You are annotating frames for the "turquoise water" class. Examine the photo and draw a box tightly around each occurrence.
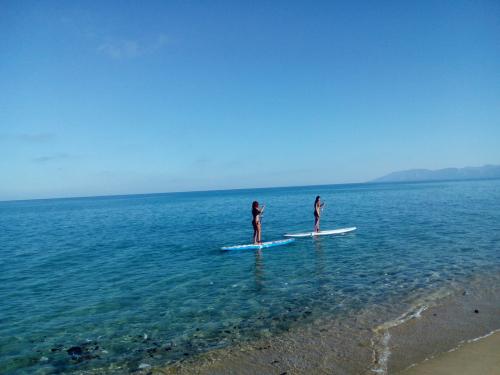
[1,180,499,373]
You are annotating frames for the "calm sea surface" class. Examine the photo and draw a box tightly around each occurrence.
[1,180,499,373]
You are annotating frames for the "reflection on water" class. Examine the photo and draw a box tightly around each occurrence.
[254,250,264,291]
[313,237,325,282]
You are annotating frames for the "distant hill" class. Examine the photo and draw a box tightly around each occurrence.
[372,165,500,183]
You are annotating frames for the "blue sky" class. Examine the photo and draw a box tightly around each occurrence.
[1,1,499,200]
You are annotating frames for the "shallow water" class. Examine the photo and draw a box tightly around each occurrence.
[0,180,499,373]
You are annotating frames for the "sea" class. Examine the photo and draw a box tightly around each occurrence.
[1,179,499,374]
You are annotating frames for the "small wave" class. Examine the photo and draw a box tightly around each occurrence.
[375,304,428,332]
[466,328,500,343]
[370,331,391,374]
[370,304,429,374]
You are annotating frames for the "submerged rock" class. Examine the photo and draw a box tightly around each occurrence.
[67,346,83,358]
[66,343,100,362]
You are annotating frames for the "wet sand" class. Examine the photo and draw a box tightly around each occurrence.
[400,331,500,375]
[154,318,374,374]
[385,277,500,373]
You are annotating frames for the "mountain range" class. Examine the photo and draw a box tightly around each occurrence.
[373,165,500,183]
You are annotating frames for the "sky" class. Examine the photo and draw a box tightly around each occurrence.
[1,0,499,200]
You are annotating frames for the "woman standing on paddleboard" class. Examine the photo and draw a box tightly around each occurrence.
[314,196,325,232]
[252,201,265,244]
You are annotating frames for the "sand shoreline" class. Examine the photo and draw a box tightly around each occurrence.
[151,274,500,374]
[400,330,500,375]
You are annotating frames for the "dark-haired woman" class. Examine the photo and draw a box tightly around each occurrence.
[314,196,325,232]
[252,201,265,244]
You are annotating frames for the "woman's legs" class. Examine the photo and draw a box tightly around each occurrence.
[314,216,320,232]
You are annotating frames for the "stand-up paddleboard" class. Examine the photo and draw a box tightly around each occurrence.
[284,227,357,238]
[221,238,295,251]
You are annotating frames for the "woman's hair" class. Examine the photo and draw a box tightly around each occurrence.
[315,196,320,203]
[252,201,259,209]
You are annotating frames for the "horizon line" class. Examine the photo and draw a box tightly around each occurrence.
[2,176,499,204]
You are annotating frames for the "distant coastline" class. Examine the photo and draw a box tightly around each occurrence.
[372,164,500,183]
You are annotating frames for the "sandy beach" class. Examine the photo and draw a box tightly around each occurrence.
[400,331,500,375]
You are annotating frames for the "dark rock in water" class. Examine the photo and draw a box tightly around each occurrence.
[474,309,479,313]
[183,352,189,356]
[280,372,288,375]
[67,346,83,357]
[462,291,467,296]
[146,348,157,355]
[164,346,172,351]
[66,344,101,362]
[433,313,437,316]
[224,330,231,334]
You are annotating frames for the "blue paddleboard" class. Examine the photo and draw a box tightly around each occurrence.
[221,238,295,251]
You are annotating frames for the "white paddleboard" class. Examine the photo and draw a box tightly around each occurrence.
[284,227,357,238]
[221,238,295,251]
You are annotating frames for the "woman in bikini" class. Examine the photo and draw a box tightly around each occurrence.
[314,195,325,232]
[252,201,265,244]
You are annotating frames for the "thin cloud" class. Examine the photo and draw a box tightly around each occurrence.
[98,39,140,59]
[193,157,211,166]
[98,34,170,59]
[0,132,55,142]
[32,153,71,163]
[17,132,55,142]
